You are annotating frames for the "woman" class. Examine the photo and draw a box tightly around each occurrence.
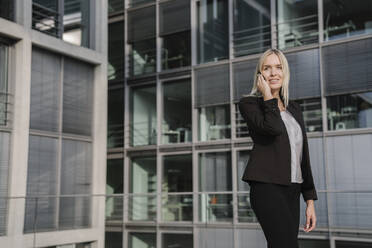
[238,48,317,248]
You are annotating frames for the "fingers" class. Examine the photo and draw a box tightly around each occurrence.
[304,214,316,232]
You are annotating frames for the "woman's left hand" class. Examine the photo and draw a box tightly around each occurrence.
[304,200,316,232]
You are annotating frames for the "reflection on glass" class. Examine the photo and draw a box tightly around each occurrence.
[0,44,8,126]
[105,231,123,248]
[162,31,191,70]
[32,0,59,37]
[130,39,156,77]
[162,80,191,144]
[237,150,250,192]
[199,152,232,192]
[108,21,124,83]
[299,239,330,248]
[324,0,372,41]
[105,196,123,222]
[199,105,231,141]
[197,0,229,63]
[130,157,156,194]
[63,0,90,47]
[237,194,257,223]
[294,98,322,132]
[108,0,124,15]
[199,194,233,222]
[276,0,318,50]
[106,159,123,194]
[129,232,156,248]
[235,104,249,138]
[162,233,193,248]
[129,0,155,8]
[108,87,124,148]
[130,85,157,146]
[233,0,271,56]
[327,93,372,130]
[163,154,192,192]
[162,194,193,222]
[129,195,157,221]
[336,240,372,248]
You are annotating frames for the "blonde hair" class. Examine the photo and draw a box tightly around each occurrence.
[246,48,290,108]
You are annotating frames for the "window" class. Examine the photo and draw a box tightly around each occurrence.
[160,0,191,70]
[105,231,123,248]
[0,0,14,21]
[324,0,372,41]
[108,0,124,15]
[128,233,156,248]
[162,79,191,144]
[162,233,193,248]
[276,0,318,50]
[0,42,9,126]
[198,228,233,247]
[162,154,193,221]
[129,156,157,221]
[0,132,10,235]
[199,152,233,222]
[32,0,92,48]
[25,48,94,232]
[336,240,372,248]
[199,105,231,141]
[108,21,125,83]
[233,0,271,57]
[298,239,330,248]
[294,98,322,132]
[108,86,124,148]
[197,0,229,63]
[130,85,157,146]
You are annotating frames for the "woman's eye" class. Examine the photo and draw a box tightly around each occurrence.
[263,67,269,71]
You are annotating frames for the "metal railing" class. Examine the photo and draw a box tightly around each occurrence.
[32,2,60,37]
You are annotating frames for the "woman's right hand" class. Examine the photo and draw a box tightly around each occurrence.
[257,73,272,98]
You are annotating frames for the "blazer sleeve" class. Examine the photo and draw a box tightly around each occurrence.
[238,97,285,136]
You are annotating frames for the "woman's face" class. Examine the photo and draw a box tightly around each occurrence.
[261,53,283,91]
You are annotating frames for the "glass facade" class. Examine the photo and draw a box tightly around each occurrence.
[0,43,8,126]
[0,0,14,21]
[106,1,372,247]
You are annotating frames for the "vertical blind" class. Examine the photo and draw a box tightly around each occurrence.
[0,132,10,235]
[159,0,190,36]
[285,48,321,100]
[323,38,372,96]
[30,48,61,132]
[195,64,230,107]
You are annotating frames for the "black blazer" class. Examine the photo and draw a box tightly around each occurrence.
[238,96,318,201]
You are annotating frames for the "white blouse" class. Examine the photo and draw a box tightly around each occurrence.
[280,109,304,183]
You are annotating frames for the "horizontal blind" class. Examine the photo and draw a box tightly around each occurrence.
[0,132,9,235]
[159,0,190,36]
[127,6,156,43]
[233,58,259,101]
[195,64,230,107]
[323,38,372,96]
[24,135,58,232]
[285,48,321,100]
[62,56,93,136]
[30,48,61,132]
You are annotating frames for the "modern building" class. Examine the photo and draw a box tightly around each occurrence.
[106,0,372,248]
[0,0,107,247]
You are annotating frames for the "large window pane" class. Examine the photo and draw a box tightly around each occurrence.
[130,157,156,194]
[162,31,191,70]
[237,194,257,223]
[128,6,156,42]
[236,229,266,248]
[108,21,125,83]
[298,239,330,248]
[336,240,372,248]
[199,152,232,192]
[105,231,123,248]
[0,43,8,126]
[0,0,14,21]
[276,0,318,50]
[237,150,250,192]
[59,139,92,229]
[163,154,192,192]
[233,0,271,57]
[108,86,124,148]
[130,85,157,146]
[198,228,233,247]
[108,0,124,15]
[162,80,191,144]
[326,134,372,191]
[63,0,91,47]
[0,132,10,235]
[30,48,61,132]
[324,0,372,41]
[199,105,231,141]
[106,159,123,194]
[162,194,193,222]
[128,233,156,248]
[130,39,156,77]
[32,0,59,37]
[162,233,193,248]
[294,98,322,132]
[24,136,58,232]
[327,93,372,131]
[62,57,94,136]
[199,194,233,222]
[197,0,229,63]
[129,195,156,221]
